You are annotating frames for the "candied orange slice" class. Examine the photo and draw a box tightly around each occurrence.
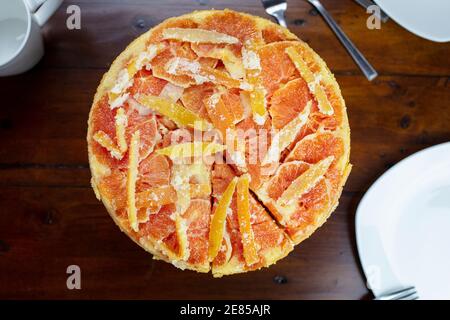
[285,46,334,116]
[208,177,238,261]
[159,82,184,102]
[191,44,245,79]
[262,101,312,166]
[175,213,190,260]
[236,174,259,265]
[93,130,123,160]
[137,95,211,130]
[204,92,236,139]
[114,107,128,154]
[243,44,267,125]
[162,28,240,44]
[190,183,212,198]
[136,185,177,208]
[278,156,334,208]
[156,142,226,159]
[127,130,140,232]
[164,57,243,89]
[269,78,314,129]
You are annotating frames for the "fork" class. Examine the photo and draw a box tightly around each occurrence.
[375,286,419,300]
[307,0,378,81]
[261,0,288,27]
[262,0,378,81]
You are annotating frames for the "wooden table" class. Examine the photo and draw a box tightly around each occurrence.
[1,0,449,300]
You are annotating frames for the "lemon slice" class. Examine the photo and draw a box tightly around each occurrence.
[137,95,212,131]
[208,177,238,261]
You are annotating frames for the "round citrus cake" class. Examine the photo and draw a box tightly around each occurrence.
[87,9,351,277]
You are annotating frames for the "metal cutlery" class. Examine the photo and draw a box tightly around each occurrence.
[376,286,419,300]
[306,0,378,81]
[261,0,378,81]
[261,0,288,27]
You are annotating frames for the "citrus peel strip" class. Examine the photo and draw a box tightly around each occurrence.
[285,46,334,116]
[127,130,140,232]
[137,94,211,130]
[237,174,259,265]
[208,177,238,261]
[163,28,240,44]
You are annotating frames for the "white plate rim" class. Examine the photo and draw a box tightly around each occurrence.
[355,142,450,298]
[373,0,450,43]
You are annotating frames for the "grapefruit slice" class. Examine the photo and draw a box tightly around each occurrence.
[286,131,345,168]
[278,156,334,208]
[204,92,236,139]
[162,28,239,44]
[262,101,312,166]
[191,43,245,79]
[138,153,171,187]
[269,78,315,129]
[180,83,214,121]
[136,185,177,208]
[181,199,211,270]
[128,69,168,97]
[93,130,123,160]
[258,41,299,97]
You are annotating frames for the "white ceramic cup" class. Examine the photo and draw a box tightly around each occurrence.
[0,0,63,76]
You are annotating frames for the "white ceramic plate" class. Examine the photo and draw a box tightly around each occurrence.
[374,0,450,42]
[356,142,450,299]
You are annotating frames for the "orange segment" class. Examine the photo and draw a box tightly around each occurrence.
[278,156,334,208]
[258,42,299,97]
[286,131,345,166]
[162,28,240,44]
[180,83,214,121]
[182,199,211,267]
[164,57,242,88]
[136,185,177,208]
[128,69,167,97]
[285,46,334,116]
[265,161,310,201]
[93,130,123,160]
[191,43,245,79]
[127,130,140,232]
[208,177,238,261]
[262,101,312,166]
[138,154,170,187]
[269,78,314,129]
[137,95,212,131]
[156,142,226,159]
[204,92,236,139]
[236,174,259,265]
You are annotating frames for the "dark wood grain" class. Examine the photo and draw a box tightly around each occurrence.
[0,0,449,300]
